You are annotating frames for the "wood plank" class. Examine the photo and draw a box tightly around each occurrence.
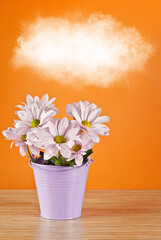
[0,190,161,240]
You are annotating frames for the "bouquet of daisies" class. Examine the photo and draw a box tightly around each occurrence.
[2,94,110,166]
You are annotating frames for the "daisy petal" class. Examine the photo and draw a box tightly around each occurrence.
[26,95,34,105]
[2,127,20,140]
[15,122,31,133]
[40,94,49,105]
[16,105,25,110]
[19,144,27,156]
[83,101,90,109]
[65,128,79,141]
[58,117,69,136]
[88,128,100,143]
[66,104,73,116]
[48,121,58,136]
[15,140,23,147]
[92,124,110,135]
[47,97,56,105]
[40,110,55,123]
[44,150,53,160]
[60,144,71,158]
[92,116,110,124]
[75,154,83,166]
[34,96,40,105]
[30,146,40,156]
[72,107,82,123]
[44,144,57,160]
[84,103,97,120]
[31,103,39,119]
[17,111,31,122]
[88,108,102,123]
[49,145,58,156]
[80,101,85,120]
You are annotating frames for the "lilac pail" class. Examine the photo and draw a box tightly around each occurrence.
[29,159,92,220]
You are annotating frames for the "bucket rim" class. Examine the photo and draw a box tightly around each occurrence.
[29,158,93,172]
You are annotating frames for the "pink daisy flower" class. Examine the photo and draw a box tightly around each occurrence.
[15,94,59,134]
[36,117,80,160]
[67,133,94,166]
[66,101,110,143]
[2,127,39,156]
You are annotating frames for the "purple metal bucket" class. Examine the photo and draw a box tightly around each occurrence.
[29,159,92,220]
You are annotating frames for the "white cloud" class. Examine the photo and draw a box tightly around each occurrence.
[12,14,155,87]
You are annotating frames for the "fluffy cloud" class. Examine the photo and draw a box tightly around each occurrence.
[12,14,155,87]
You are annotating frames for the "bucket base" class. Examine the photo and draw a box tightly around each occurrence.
[40,213,81,220]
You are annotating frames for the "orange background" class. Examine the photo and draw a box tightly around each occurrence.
[0,0,161,189]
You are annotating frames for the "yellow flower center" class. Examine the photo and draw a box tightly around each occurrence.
[72,144,81,152]
[82,120,91,128]
[54,135,66,143]
[31,119,40,128]
[21,134,27,142]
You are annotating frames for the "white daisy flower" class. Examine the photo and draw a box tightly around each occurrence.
[66,101,110,143]
[2,127,39,156]
[15,94,59,134]
[35,117,80,160]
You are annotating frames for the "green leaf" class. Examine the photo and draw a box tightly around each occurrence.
[83,149,93,162]
[45,159,51,165]
[50,156,58,162]
[57,153,71,166]
[44,156,58,165]
[54,158,62,166]
[69,160,75,167]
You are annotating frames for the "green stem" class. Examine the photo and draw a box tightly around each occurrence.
[58,150,61,158]
[27,145,35,163]
[57,150,68,166]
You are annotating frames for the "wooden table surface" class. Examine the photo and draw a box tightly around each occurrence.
[0,190,161,240]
